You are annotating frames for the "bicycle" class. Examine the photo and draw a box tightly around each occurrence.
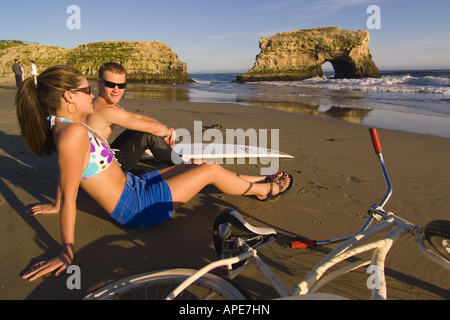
[84,128,450,300]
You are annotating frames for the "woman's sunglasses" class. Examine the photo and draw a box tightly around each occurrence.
[69,86,92,95]
[100,78,127,89]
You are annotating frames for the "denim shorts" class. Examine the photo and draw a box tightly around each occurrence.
[111,171,173,228]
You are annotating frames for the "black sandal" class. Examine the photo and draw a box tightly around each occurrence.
[261,173,294,201]
[260,171,285,184]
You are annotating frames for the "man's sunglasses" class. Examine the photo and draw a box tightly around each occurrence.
[69,86,92,95]
[100,78,127,89]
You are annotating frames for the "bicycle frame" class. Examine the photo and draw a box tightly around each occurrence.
[166,208,450,300]
[165,129,450,300]
[291,212,450,299]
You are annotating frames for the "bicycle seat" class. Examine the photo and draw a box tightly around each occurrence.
[212,208,277,261]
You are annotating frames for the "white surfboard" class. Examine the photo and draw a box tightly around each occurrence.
[142,143,294,161]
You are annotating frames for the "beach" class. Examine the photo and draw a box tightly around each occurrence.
[0,76,449,300]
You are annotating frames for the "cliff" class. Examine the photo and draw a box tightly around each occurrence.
[0,41,191,83]
[237,27,381,82]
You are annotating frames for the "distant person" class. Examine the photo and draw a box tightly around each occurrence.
[12,59,23,88]
[87,62,183,171]
[19,62,26,81]
[30,60,38,85]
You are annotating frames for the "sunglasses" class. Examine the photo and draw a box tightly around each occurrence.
[69,86,92,95]
[100,78,127,89]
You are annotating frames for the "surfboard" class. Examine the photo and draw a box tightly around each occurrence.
[141,143,294,161]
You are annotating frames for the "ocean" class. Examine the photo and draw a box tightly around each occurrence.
[125,70,450,138]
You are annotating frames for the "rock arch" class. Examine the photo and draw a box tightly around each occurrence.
[237,27,381,82]
[326,57,357,79]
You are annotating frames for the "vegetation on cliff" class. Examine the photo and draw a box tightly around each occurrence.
[0,41,191,84]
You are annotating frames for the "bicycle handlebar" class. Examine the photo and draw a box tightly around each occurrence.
[369,129,393,208]
[369,128,382,154]
[288,128,393,249]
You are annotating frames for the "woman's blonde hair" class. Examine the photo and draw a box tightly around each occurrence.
[16,65,84,157]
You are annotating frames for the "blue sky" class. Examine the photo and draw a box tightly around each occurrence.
[1,0,449,73]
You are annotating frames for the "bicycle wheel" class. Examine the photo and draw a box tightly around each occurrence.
[424,220,450,262]
[84,268,247,300]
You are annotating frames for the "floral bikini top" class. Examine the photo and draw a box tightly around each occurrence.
[48,116,116,181]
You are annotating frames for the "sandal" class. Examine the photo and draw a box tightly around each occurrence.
[260,173,294,201]
[259,171,285,184]
[236,172,285,184]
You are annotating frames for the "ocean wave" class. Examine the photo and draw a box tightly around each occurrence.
[260,75,450,95]
[192,79,213,84]
[187,72,450,120]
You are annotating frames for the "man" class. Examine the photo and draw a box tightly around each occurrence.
[86,62,183,171]
[12,59,23,88]
[30,60,38,85]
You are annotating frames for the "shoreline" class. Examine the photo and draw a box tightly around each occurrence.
[0,80,449,300]
[2,75,449,139]
[124,77,450,139]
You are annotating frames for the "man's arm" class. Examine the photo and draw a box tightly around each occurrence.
[101,106,173,140]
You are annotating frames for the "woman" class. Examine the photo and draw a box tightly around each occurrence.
[16,65,292,281]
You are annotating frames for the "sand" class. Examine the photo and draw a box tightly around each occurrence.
[0,76,449,300]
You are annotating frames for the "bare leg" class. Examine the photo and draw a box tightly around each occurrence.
[159,163,199,180]
[164,163,291,211]
[159,165,283,184]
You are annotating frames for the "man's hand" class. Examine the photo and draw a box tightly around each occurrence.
[165,128,176,147]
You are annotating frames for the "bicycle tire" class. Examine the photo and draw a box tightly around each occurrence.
[84,268,247,300]
[424,220,450,262]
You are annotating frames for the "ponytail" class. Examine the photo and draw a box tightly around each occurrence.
[15,65,84,157]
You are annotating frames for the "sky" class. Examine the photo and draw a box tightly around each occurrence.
[1,0,449,73]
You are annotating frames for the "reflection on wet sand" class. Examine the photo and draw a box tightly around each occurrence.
[123,84,190,101]
[120,83,373,125]
[239,99,372,124]
[324,106,372,124]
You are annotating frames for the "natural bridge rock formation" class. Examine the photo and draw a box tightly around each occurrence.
[0,41,191,83]
[237,27,381,82]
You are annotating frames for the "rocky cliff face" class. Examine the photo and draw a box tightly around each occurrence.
[0,41,191,83]
[237,27,381,82]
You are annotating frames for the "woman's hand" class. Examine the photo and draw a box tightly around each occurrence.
[22,250,73,282]
[26,203,60,216]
